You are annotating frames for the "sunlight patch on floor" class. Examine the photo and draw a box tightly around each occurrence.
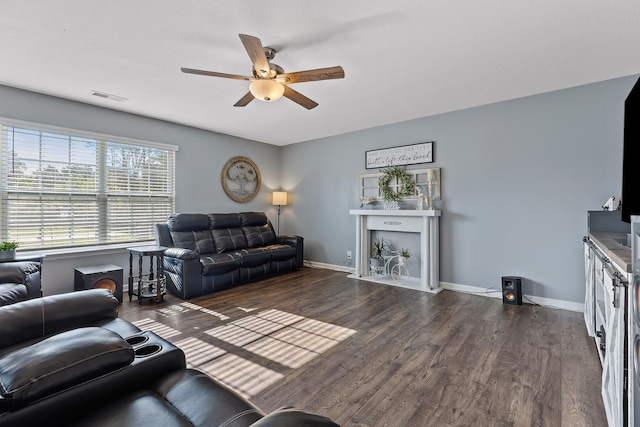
[179,301,230,320]
[132,318,181,339]
[271,327,344,354]
[231,315,287,335]
[256,309,305,325]
[244,335,318,368]
[293,318,357,341]
[172,337,226,367]
[148,308,357,398]
[199,354,284,399]
[204,309,357,369]
[205,324,264,346]
[155,304,192,317]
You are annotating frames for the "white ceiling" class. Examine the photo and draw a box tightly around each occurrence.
[1,1,639,146]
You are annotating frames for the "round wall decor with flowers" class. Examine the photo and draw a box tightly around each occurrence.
[378,166,414,202]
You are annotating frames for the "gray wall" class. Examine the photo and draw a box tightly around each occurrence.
[2,75,638,303]
[0,85,281,295]
[282,75,639,303]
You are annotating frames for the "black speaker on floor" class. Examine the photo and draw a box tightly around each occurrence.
[502,276,522,305]
[74,264,123,303]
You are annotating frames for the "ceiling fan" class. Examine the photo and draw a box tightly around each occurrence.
[181,34,345,110]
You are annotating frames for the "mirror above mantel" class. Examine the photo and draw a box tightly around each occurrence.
[359,167,441,209]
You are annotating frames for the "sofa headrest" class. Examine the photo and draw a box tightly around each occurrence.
[240,212,268,227]
[0,289,119,350]
[0,327,134,411]
[167,213,210,231]
[209,213,242,229]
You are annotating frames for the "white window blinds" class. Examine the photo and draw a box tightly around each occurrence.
[0,120,176,250]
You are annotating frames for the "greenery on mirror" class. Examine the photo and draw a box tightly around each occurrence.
[378,166,414,202]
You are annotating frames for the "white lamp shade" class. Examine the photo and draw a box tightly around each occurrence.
[250,80,285,102]
[272,191,288,206]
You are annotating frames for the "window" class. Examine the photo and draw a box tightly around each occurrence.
[0,119,176,250]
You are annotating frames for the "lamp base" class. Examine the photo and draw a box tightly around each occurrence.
[276,205,281,235]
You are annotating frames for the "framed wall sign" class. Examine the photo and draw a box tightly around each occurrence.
[365,142,434,169]
[221,156,261,203]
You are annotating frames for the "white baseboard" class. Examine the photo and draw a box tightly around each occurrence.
[305,261,584,313]
[304,260,355,274]
[439,281,584,313]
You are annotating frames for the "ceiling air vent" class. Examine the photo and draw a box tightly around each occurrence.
[90,90,128,102]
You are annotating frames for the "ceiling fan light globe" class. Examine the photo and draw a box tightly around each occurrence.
[250,80,284,102]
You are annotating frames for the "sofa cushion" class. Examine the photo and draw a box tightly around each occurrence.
[0,327,134,410]
[243,224,274,248]
[66,369,264,427]
[212,228,248,253]
[167,214,216,253]
[69,391,196,426]
[200,253,242,276]
[0,283,27,307]
[158,369,264,427]
[210,213,242,229]
[235,248,272,267]
[267,244,298,261]
[240,211,268,226]
[167,213,210,231]
[171,229,215,254]
[0,289,120,350]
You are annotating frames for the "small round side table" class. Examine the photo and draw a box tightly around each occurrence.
[127,246,166,304]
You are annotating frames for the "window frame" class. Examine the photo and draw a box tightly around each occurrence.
[0,117,178,251]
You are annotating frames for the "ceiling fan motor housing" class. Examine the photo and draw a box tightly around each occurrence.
[181,34,344,109]
[251,63,284,79]
[263,46,276,61]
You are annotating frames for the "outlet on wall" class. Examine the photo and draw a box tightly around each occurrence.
[347,251,352,259]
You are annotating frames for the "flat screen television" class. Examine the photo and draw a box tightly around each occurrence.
[622,76,640,223]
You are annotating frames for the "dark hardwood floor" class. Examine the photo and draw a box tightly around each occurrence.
[118,267,606,427]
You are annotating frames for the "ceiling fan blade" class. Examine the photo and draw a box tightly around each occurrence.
[234,92,255,107]
[181,68,250,81]
[277,66,345,84]
[239,34,271,77]
[283,86,318,110]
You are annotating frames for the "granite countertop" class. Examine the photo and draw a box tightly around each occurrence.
[588,231,632,273]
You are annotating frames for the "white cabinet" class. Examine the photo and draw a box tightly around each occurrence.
[601,264,626,426]
[584,240,596,337]
[584,237,628,427]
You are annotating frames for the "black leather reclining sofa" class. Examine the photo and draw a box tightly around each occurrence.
[0,289,338,427]
[155,212,303,299]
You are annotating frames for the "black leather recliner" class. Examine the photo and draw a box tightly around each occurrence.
[155,212,304,299]
[0,261,41,307]
[0,289,338,427]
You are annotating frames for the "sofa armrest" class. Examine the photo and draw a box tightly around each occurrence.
[164,247,200,260]
[162,251,203,299]
[0,289,119,350]
[275,235,304,268]
[275,234,302,246]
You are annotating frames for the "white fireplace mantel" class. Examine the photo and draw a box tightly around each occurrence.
[348,209,441,293]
